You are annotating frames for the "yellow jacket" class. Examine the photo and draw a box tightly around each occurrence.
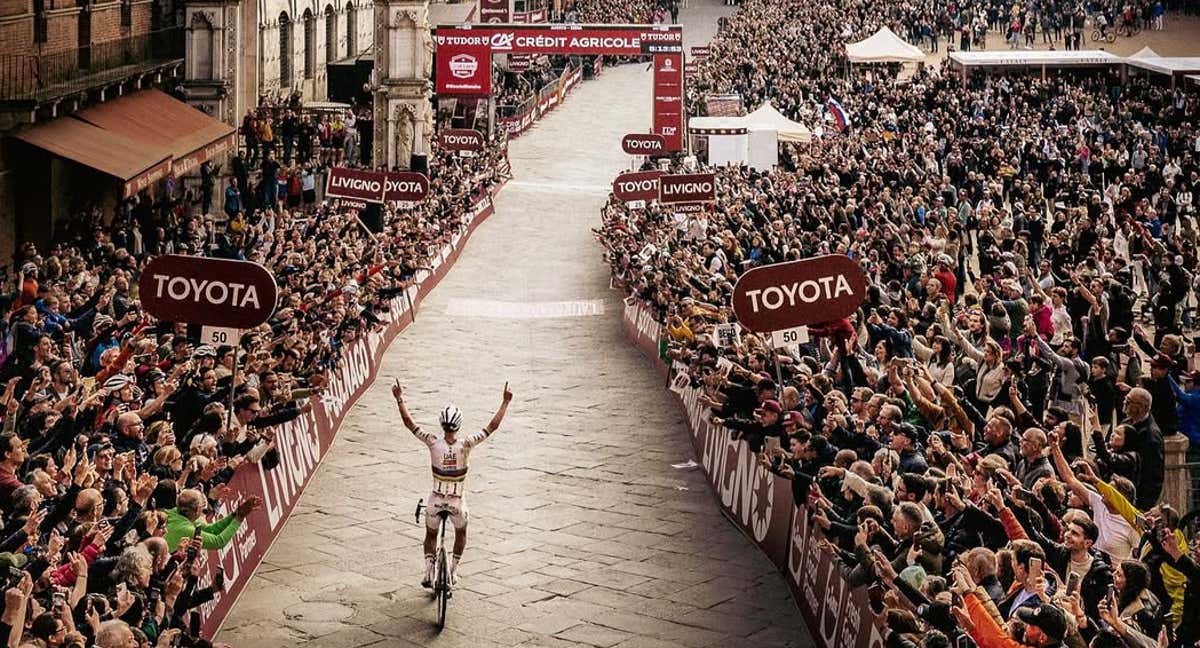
[1095,479,1187,624]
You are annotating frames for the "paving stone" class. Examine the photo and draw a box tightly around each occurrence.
[215,3,807,648]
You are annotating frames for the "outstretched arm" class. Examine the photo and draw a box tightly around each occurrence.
[484,382,514,434]
[391,379,420,433]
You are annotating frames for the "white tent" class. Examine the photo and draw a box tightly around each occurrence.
[845,26,925,63]
[744,102,812,143]
[1130,46,1161,59]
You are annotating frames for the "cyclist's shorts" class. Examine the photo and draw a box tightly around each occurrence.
[427,491,469,530]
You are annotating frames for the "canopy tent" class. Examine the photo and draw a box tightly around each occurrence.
[744,102,812,143]
[1124,56,1200,75]
[845,27,925,63]
[688,102,812,169]
[1130,46,1161,59]
[948,50,1123,69]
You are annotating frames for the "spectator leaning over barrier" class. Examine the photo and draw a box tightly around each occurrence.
[164,488,260,552]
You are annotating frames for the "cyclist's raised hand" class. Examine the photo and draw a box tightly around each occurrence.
[502,381,513,402]
[392,379,404,403]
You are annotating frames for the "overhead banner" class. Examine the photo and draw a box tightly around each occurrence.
[433,24,682,56]
[434,24,684,150]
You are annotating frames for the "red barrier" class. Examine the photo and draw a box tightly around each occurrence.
[620,298,887,648]
[195,181,506,638]
[498,66,585,137]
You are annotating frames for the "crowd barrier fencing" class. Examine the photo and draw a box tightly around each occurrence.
[195,181,505,638]
[620,297,888,648]
[497,66,585,136]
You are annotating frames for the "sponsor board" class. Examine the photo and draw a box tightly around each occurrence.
[620,299,888,648]
[324,167,430,203]
[611,170,663,203]
[439,128,485,152]
[197,181,507,638]
[433,25,682,56]
[731,256,869,332]
[479,0,509,23]
[621,133,666,155]
[435,44,492,95]
[138,256,278,328]
[658,172,715,204]
[653,53,684,151]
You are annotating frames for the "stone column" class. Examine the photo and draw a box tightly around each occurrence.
[371,0,432,169]
[181,0,253,127]
[1162,433,1191,514]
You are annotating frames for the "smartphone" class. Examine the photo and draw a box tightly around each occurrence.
[1066,571,1082,596]
[1134,513,1148,530]
[956,635,972,648]
[764,436,782,454]
[1029,557,1043,577]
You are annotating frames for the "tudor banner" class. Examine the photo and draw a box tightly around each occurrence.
[434,24,685,147]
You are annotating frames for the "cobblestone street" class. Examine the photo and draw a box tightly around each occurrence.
[217,3,811,646]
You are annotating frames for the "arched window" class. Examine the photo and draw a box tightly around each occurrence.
[278,12,292,87]
[346,2,356,55]
[189,12,214,80]
[324,5,336,63]
[303,8,315,79]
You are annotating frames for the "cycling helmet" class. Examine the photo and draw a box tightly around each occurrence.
[438,405,463,432]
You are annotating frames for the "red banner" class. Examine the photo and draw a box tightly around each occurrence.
[611,170,663,203]
[439,128,485,152]
[653,53,684,151]
[479,0,509,23]
[619,298,887,648]
[436,44,492,95]
[621,133,666,155]
[659,172,715,204]
[731,256,869,333]
[434,25,684,149]
[325,168,430,203]
[196,181,506,638]
[432,25,682,56]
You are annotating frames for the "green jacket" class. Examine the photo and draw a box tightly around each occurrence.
[163,508,242,552]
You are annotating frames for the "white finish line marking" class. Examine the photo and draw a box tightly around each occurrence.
[445,299,607,319]
[505,180,611,196]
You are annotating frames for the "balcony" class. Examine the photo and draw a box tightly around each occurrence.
[0,26,184,105]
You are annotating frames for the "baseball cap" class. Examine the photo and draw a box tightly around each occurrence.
[1016,605,1068,642]
[757,400,783,414]
[1150,353,1174,369]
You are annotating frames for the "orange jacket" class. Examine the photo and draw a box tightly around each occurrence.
[966,591,1033,648]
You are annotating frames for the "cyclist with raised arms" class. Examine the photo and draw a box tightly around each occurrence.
[392,379,513,588]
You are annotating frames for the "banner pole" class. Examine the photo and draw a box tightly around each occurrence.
[227,341,239,430]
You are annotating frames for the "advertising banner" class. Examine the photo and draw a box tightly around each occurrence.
[434,25,684,150]
[611,170,663,203]
[436,43,492,96]
[439,128,486,153]
[652,53,684,151]
[619,298,888,648]
[731,255,869,333]
[621,133,666,155]
[479,0,509,23]
[432,25,682,56]
[138,256,278,329]
[197,181,506,638]
[325,168,430,203]
[658,172,715,204]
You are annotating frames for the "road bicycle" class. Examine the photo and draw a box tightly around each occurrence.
[414,498,452,629]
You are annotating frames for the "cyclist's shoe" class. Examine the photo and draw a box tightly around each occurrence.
[421,558,435,589]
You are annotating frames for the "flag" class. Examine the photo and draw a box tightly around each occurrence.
[826,98,851,132]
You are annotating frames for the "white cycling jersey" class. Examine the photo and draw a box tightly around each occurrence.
[413,426,491,497]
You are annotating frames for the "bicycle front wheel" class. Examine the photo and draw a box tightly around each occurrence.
[436,550,448,629]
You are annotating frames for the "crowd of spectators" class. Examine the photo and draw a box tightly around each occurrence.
[0,101,511,646]
[601,0,1200,646]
